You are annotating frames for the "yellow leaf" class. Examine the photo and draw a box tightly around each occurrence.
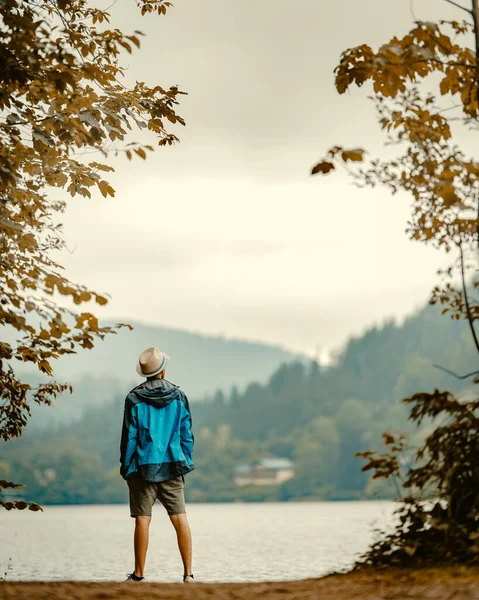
[311,161,335,175]
[341,149,365,163]
[97,180,115,198]
[38,360,53,375]
[438,184,459,207]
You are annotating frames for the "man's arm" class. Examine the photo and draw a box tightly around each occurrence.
[120,397,138,478]
[179,395,194,463]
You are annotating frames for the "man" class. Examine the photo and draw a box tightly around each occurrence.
[120,346,195,583]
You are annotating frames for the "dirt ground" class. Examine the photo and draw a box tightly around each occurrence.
[2,567,479,600]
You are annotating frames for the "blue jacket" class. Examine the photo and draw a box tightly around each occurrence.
[120,378,195,482]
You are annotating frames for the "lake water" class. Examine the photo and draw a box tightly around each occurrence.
[0,501,396,583]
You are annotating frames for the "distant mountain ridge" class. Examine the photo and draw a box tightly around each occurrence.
[42,320,308,399]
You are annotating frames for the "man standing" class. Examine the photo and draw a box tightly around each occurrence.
[120,346,195,583]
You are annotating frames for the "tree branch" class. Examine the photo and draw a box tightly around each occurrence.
[471,0,479,243]
[459,243,479,356]
[443,0,473,14]
[410,59,474,69]
[433,364,479,379]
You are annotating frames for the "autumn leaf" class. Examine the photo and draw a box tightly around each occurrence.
[341,149,365,163]
[437,183,460,207]
[97,180,116,198]
[311,161,335,175]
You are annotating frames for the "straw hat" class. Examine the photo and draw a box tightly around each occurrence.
[136,346,170,378]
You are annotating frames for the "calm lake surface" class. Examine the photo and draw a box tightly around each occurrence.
[1,501,396,583]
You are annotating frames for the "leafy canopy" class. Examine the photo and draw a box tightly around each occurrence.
[313,19,479,253]
[312,4,479,566]
[0,0,184,509]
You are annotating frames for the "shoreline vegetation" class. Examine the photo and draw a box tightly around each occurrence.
[1,497,397,507]
[2,567,479,599]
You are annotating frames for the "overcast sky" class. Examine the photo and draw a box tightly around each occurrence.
[60,0,463,359]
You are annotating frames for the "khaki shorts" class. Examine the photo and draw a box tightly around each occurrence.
[127,474,186,517]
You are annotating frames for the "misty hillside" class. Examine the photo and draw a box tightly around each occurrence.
[13,320,307,428]
[50,321,306,396]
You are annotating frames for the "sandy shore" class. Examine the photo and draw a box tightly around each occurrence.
[2,567,479,600]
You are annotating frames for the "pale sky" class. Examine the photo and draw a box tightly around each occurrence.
[60,0,462,357]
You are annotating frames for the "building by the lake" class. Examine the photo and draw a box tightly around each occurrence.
[233,457,294,486]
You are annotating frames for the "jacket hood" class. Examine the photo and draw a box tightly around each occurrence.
[131,378,182,409]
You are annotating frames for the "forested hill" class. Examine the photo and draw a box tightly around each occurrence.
[191,302,477,445]
[193,301,477,436]
[39,321,308,397]
[12,320,307,427]
[3,303,478,504]
[13,322,307,429]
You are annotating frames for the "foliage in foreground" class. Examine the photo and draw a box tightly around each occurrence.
[357,390,479,566]
[312,3,479,566]
[0,1,182,437]
[0,480,42,512]
[0,0,183,508]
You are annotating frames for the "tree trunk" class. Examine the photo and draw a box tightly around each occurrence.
[472,1,479,255]
[473,0,479,62]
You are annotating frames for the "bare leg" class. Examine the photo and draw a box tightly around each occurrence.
[169,513,193,577]
[134,516,151,577]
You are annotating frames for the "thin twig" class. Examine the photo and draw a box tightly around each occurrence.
[443,0,473,14]
[459,243,479,355]
[439,103,466,113]
[410,59,474,69]
[433,364,479,378]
